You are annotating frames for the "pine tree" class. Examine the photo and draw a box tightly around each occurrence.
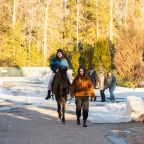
[93,38,111,71]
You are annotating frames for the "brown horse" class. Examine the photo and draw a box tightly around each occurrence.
[52,67,69,124]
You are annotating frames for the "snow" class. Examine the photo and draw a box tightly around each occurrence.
[0,76,144,123]
[88,102,131,123]
[126,96,144,121]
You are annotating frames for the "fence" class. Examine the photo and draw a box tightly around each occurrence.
[0,67,51,77]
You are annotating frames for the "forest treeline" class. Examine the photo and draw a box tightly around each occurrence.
[0,0,144,87]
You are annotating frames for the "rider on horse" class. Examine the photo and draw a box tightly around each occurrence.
[45,49,71,100]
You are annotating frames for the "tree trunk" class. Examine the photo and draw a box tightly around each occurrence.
[12,0,17,59]
[124,0,128,28]
[76,0,80,51]
[62,0,66,49]
[43,0,48,65]
[109,0,113,42]
[28,9,34,67]
[96,0,99,39]
[12,0,17,28]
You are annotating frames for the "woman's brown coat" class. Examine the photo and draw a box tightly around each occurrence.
[70,75,94,97]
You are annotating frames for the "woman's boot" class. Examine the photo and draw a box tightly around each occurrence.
[83,120,87,127]
[45,90,51,100]
[77,117,80,125]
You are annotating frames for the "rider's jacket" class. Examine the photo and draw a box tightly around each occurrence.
[50,57,69,73]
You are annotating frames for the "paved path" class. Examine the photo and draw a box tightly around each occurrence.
[0,100,144,144]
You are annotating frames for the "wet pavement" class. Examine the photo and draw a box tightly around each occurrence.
[106,126,144,144]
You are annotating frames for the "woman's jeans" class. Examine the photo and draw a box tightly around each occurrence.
[75,96,89,121]
[109,86,115,101]
[100,90,106,102]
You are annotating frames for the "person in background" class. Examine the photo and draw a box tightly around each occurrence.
[87,65,97,101]
[97,71,107,102]
[45,49,69,100]
[70,67,94,127]
[106,71,116,102]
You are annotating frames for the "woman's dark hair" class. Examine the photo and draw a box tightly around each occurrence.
[78,67,86,76]
[56,49,64,58]
[57,49,63,54]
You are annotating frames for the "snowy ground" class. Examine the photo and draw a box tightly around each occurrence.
[0,77,144,123]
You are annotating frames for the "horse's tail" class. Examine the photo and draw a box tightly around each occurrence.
[59,96,66,105]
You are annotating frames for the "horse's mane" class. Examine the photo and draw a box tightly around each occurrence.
[57,67,67,78]
[53,67,67,87]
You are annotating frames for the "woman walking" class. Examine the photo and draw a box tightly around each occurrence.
[70,67,94,127]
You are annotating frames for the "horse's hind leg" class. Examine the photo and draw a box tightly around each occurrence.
[57,102,61,120]
[62,99,66,124]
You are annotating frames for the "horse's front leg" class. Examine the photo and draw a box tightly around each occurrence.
[57,102,61,120]
[62,98,66,124]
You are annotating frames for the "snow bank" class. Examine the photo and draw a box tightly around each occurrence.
[88,96,144,123]
[126,96,144,122]
[88,102,132,123]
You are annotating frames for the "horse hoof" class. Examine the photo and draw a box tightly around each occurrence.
[57,118,61,121]
[62,121,65,125]
[83,124,87,127]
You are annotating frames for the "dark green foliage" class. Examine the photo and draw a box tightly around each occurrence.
[70,50,80,76]
[79,45,94,71]
[93,39,111,72]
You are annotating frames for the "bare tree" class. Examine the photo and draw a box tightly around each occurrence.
[12,0,17,28]
[12,0,18,59]
[96,0,99,39]
[124,0,128,28]
[43,0,49,65]
[76,0,80,51]
[109,0,113,42]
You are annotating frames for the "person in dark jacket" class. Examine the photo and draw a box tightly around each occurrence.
[87,66,98,101]
[87,66,98,88]
[106,71,116,102]
[45,49,69,100]
[70,67,94,127]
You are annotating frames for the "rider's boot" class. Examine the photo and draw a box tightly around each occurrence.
[45,90,51,100]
